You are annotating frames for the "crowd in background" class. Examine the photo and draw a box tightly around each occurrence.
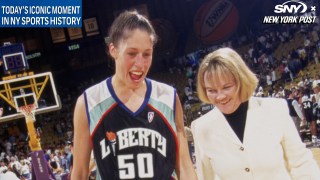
[0,22,320,179]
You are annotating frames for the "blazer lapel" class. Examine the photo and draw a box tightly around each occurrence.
[214,109,243,145]
[243,97,263,145]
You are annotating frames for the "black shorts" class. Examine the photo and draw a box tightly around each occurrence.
[305,110,315,122]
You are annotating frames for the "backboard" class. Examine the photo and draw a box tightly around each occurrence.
[0,72,61,123]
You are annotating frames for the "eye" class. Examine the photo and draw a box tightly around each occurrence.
[127,52,137,57]
[143,53,151,58]
[207,89,217,94]
[224,83,235,90]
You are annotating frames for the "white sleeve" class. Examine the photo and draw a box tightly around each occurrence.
[278,99,320,179]
[191,121,217,180]
[292,100,304,119]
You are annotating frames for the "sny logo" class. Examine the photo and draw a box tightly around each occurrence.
[274,0,307,14]
[263,0,317,24]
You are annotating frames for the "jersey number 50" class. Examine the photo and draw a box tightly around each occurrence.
[118,153,154,179]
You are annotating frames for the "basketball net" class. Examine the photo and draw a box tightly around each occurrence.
[19,104,36,122]
[19,104,42,151]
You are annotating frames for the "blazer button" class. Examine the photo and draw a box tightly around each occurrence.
[240,147,244,151]
[245,168,250,172]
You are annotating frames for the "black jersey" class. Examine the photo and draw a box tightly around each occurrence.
[301,95,314,122]
[84,77,177,180]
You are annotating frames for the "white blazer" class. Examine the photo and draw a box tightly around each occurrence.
[191,97,320,180]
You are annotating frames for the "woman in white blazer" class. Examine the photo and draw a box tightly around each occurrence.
[191,47,320,180]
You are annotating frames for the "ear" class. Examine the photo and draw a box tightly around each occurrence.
[108,43,117,59]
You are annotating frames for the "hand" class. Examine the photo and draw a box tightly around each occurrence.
[300,119,307,127]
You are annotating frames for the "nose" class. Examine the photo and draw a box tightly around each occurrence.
[134,53,145,67]
[215,91,226,101]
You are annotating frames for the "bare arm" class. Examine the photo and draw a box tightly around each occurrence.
[71,94,91,180]
[175,94,197,180]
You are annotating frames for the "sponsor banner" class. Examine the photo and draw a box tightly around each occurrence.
[31,150,51,179]
[262,0,318,24]
[200,104,214,113]
[0,0,82,27]
[193,0,239,44]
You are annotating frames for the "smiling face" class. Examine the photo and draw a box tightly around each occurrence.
[110,29,153,89]
[204,70,241,114]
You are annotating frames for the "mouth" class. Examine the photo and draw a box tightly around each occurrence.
[129,71,143,81]
[218,99,231,105]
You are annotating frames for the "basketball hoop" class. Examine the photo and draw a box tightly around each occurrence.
[20,103,42,152]
[19,104,36,121]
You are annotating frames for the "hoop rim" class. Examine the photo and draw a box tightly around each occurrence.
[18,104,37,115]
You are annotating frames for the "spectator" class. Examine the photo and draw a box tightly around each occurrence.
[0,166,20,180]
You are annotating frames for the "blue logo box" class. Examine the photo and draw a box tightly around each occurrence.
[0,0,82,27]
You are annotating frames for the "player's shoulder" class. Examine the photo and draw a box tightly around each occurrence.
[148,78,175,98]
[85,78,108,93]
[149,78,175,91]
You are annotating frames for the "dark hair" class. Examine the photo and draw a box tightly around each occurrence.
[108,10,157,48]
[304,87,311,98]
[50,161,58,169]
[284,89,292,98]
[12,164,21,178]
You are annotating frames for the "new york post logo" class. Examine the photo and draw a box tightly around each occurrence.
[263,0,317,24]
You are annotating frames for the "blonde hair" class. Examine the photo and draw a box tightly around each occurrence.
[197,47,258,103]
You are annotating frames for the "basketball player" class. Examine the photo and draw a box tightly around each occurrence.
[301,87,319,144]
[302,87,320,144]
[71,10,196,180]
[285,89,305,134]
